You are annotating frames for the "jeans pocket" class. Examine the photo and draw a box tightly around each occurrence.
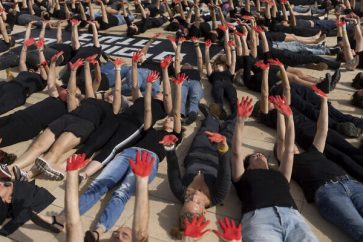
[242,210,257,223]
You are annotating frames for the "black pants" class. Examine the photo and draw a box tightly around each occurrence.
[262,108,363,181]
[211,79,238,117]
[185,115,235,171]
[0,82,26,115]
[270,83,363,129]
[269,48,341,69]
[0,50,20,70]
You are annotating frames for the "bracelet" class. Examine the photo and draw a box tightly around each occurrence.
[218,145,229,154]
[164,144,175,151]
[231,49,236,52]
[194,42,199,47]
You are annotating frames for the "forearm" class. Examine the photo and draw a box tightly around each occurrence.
[162,69,173,115]
[91,24,100,47]
[113,69,122,114]
[173,84,182,134]
[354,23,363,52]
[19,46,28,72]
[67,71,78,112]
[231,118,245,182]
[99,2,108,23]
[260,32,269,53]
[280,116,295,182]
[205,48,212,76]
[93,63,102,92]
[175,44,182,75]
[260,70,269,114]
[234,35,243,56]
[279,66,291,105]
[195,45,204,74]
[132,177,149,242]
[88,2,95,19]
[84,63,95,98]
[65,171,83,242]
[48,63,59,97]
[71,25,80,50]
[131,63,142,100]
[144,84,153,130]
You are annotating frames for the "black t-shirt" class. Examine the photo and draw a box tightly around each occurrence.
[71,98,113,126]
[182,69,201,81]
[292,145,346,203]
[49,44,74,65]
[20,97,67,129]
[14,71,46,96]
[71,46,102,62]
[234,169,297,214]
[96,14,119,30]
[135,129,182,161]
[208,70,233,83]
[135,16,167,33]
[121,97,166,125]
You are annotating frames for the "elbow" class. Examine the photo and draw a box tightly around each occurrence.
[134,229,148,242]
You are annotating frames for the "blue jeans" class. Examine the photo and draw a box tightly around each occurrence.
[79,147,159,231]
[242,206,318,242]
[315,178,363,241]
[100,63,160,97]
[181,79,203,116]
[272,41,330,55]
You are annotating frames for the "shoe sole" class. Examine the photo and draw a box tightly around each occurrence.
[0,165,11,179]
[35,158,64,181]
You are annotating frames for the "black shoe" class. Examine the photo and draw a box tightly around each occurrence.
[0,164,11,181]
[184,111,198,125]
[330,69,341,91]
[329,47,341,55]
[84,230,100,242]
[317,73,332,94]
[13,165,28,182]
[336,122,362,138]
[198,103,210,118]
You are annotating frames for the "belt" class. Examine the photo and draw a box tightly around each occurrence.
[326,175,350,184]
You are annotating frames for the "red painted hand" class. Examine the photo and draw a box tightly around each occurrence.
[38,60,48,67]
[184,215,210,239]
[269,95,292,116]
[167,35,176,43]
[35,38,45,48]
[66,153,90,171]
[85,54,98,63]
[228,40,236,47]
[51,51,64,62]
[336,20,346,26]
[173,72,188,85]
[71,18,80,26]
[237,96,254,118]
[160,55,173,69]
[178,37,186,44]
[191,36,199,43]
[129,150,155,177]
[311,85,327,98]
[213,217,242,241]
[132,50,143,62]
[242,15,254,21]
[205,131,226,143]
[69,58,84,70]
[113,57,124,67]
[255,60,269,70]
[268,58,283,66]
[253,25,264,33]
[218,24,228,32]
[146,70,160,83]
[159,134,178,146]
[24,38,35,47]
[205,39,212,48]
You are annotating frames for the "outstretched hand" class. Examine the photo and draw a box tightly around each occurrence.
[160,55,173,69]
[36,38,45,49]
[24,38,35,47]
[66,153,90,171]
[237,96,254,118]
[205,39,212,48]
[51,51,64,62]
[129,150,155,177]
[146,70,160,83]
[184,215,210,239]
[173,72,188,85]
[311,85,328,98]
[213,217,242,242]
[71,18,80,26]
[69,58,84,70]
[112,57,124,68]
[268,58,283,66]
[253,26,264,33]
[255,60,269,70]
[159,134,178,146]
[269,95,292,117]
[132,50,143,63]
[205,131,226,143]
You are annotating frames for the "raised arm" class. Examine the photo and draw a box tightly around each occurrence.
[67,59,84,112]
[144,71,160,130]
[131,51,143,101]
[256,61,269,114]
[160,55,173,115]
[47,51,64,98]
[71,19,81,50]
[172,73,188,134]
[83,58,96,99]
[112,58,124,114]
[129,150,155,242]
[65,154,89,242]
[270,96,295,182]
[191,37,204,74]
[231,97,254,182]
[19,38,34,72]
[204,39,212,76]
[312,87,328,153]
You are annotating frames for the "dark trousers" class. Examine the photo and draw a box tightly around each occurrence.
[211,79,238,117]
[0,82,26,115]
[185,115,235,168]
[270,83,363,129]
[270,48,341,69]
